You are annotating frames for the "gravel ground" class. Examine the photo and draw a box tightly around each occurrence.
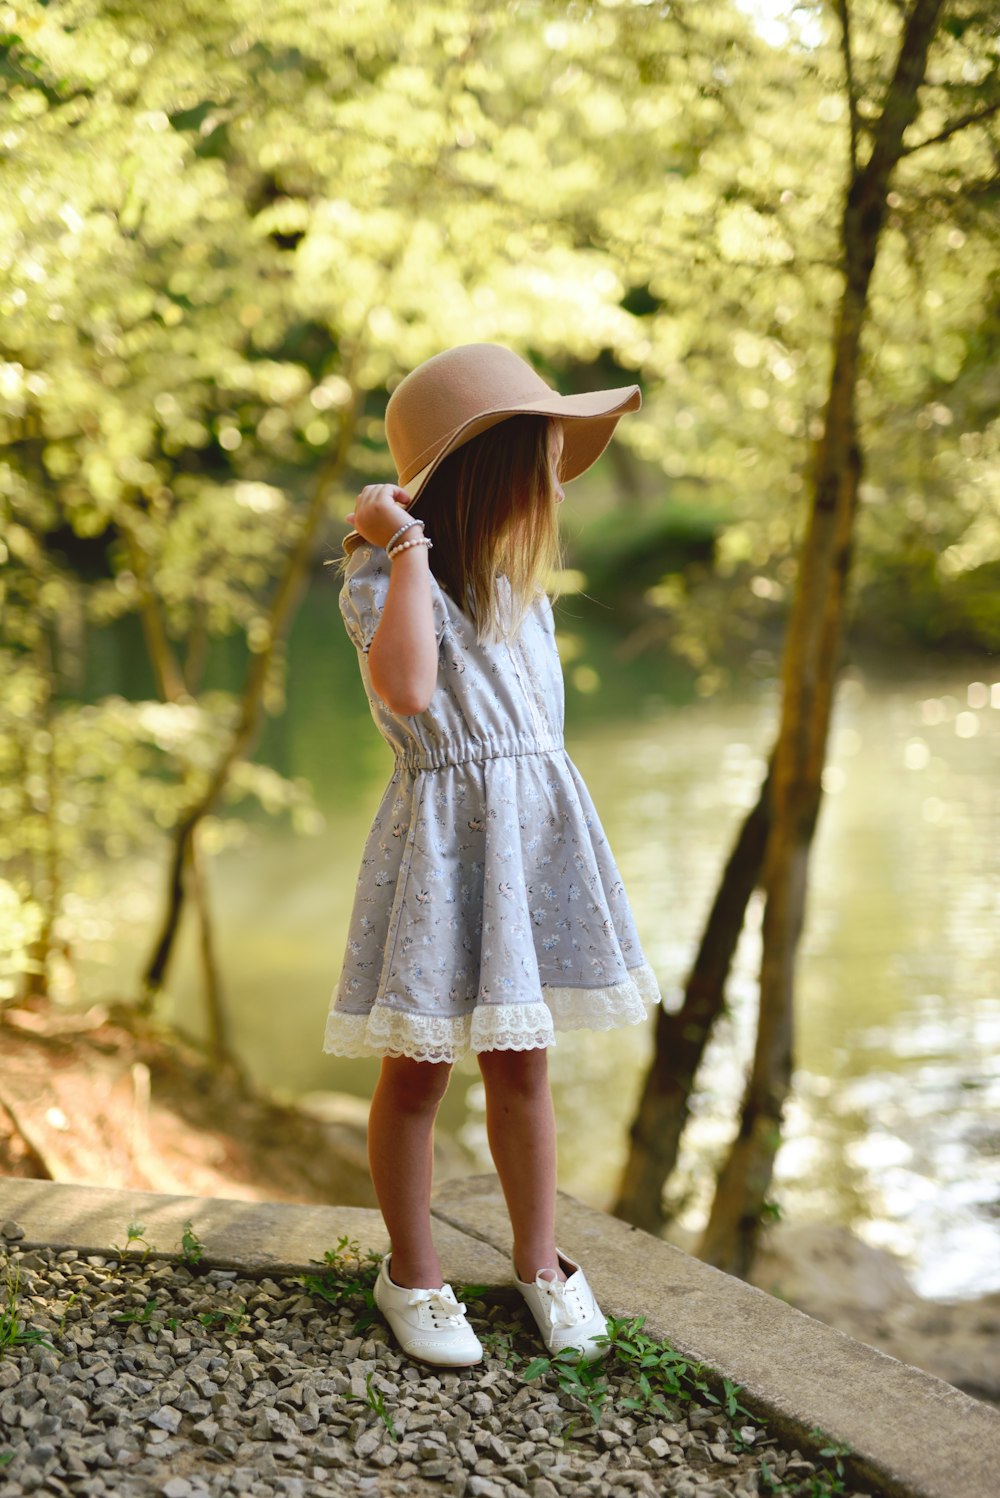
[0,1223,878,1498]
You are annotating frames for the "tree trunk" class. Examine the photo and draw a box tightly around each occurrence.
[139,373,365,1007]
[697,0,945,1278]
[612,755,773,1231]
[183,823,241,1080]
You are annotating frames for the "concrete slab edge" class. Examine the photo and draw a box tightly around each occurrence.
[0,1177,512,1288]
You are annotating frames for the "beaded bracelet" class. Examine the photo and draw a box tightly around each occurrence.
[386,517,424,552]
[387,534,433,560]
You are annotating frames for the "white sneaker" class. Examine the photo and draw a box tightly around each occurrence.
[373,1255,483,1368]
[514,1248,609,1363]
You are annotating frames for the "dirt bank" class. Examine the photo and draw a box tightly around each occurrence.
[0,996,391,1208]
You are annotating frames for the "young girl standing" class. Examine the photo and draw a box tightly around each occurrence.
[325,343,661,1368]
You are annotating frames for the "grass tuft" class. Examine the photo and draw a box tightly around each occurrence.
[0,1261,55,1354]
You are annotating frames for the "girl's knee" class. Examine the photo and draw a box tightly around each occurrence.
[377,1055,452,1112]
[478,1045,550,1097]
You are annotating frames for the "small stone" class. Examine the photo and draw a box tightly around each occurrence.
[643,1437,671,1460]
[354,1427,383,1459]
[709,1443,740,1466]
[148,1406,183,1434]
[0,1221,25,1241]
[530,1481,559,1498]
[161,1481,193,1498]
[597,1430,621,1450]
[468,1480,505,1498]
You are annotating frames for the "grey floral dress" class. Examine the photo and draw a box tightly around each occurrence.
[323,543,662,1064]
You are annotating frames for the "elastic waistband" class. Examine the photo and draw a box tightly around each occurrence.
[394,733,564,772]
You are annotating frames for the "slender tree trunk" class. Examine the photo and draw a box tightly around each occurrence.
[25,638,58,998]
[612,756,773,1231]
[183,825,238,1077]
[125,526,239,1069]
[697,0,945,1278]
[139,369,366,1006]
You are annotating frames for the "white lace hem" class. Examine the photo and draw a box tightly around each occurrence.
[322,961,662,1064]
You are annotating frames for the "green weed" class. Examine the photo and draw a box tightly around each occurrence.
[0,1262,55,1354]
[299,1235,382,1333]
[197,1304,250,1335]
[596,1313,708,1414]
[523,1345,610,1428]
[479,1324,519,1368]
[110,1221,154,1264]
[179,1220,205,1267]
[55,1290,79,1337]
[521,1313,857,1498]
[705,1373,755,1427]
[347,1369,397,1441]
[110,1296,179,1332]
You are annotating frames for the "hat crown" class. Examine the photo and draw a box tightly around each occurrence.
[385,344,553,485]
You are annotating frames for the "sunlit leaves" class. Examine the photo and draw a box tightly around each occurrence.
[1,0,997,992]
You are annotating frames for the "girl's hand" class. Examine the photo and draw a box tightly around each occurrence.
[345,484,417,550]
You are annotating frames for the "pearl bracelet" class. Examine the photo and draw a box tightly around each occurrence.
[387,534,433,560]
[386,517,424,552]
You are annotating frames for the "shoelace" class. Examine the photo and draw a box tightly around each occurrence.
[536,1272,589,1330]
[405,1285,468,1326]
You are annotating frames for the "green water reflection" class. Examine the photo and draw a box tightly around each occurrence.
[75,585,1000,1301]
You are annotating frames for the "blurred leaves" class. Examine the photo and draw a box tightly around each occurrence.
[0,0,997,992]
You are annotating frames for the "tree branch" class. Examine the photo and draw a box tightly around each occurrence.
[834,0,861,173]
[898,96,1000,157]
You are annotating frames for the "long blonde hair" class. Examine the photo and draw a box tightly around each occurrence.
[335,414,564,646]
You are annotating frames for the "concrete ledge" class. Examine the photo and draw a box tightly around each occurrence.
[432,1175,1000,1498]
[0,1176,511,1289]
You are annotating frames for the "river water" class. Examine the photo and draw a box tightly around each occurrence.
[73,588,1000,1302]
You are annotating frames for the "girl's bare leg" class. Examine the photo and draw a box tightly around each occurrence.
[477,1046,566,1284]
[367,1055,452,1288]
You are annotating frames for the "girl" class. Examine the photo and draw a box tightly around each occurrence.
[325,343,662,1368]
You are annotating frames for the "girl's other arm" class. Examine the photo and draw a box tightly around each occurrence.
[345,485,438,716]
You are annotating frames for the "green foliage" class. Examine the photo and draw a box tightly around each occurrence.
[1,0,996,998]
[110,1220,155,1264]
[299,1235,383,1334]
[523,1314,858,1494]
[179,1219,205,1267]
[0,1261,55,1354]
[523,1344,611,1428]
[109,1295,180,1333]
[347,1369,398,1442]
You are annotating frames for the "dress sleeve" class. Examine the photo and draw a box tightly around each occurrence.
[338,544,450,654]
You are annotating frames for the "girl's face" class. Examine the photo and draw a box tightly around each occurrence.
[549,422,566,504]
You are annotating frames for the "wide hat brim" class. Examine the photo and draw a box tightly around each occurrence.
[342,382,641,556]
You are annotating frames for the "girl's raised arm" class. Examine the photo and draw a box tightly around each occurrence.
[345,484,438,716]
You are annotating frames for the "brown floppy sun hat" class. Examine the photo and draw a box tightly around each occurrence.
[342,342,642,555]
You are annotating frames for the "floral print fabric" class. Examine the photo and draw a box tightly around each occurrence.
[324,542,662,1063]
